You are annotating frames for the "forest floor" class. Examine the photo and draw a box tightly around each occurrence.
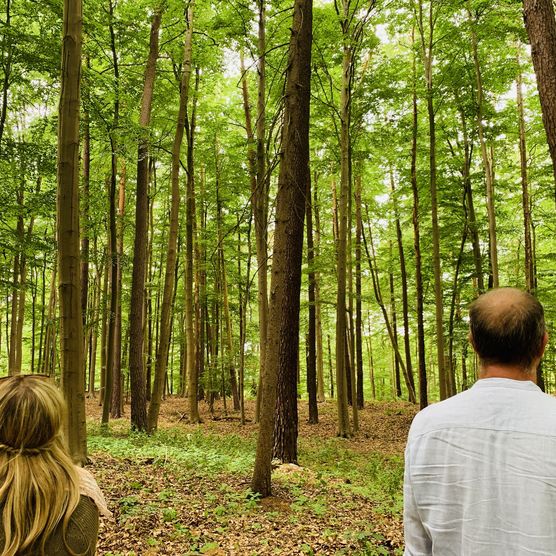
[86,396,417,556]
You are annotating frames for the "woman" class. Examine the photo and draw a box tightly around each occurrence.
[0,374,110,556]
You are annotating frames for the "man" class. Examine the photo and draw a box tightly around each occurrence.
[404,288,556,555]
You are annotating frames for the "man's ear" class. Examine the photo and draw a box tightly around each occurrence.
[540,331,549,358]
[468,331,475,350]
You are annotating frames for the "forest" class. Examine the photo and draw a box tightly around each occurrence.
[2,0,556,553]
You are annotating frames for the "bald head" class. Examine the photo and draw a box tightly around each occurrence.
[469,288,546,372]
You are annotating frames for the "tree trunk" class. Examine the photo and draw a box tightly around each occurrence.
[0,0,12,151]
[467,4,499,287]
[419,0,446,400]
[128,9,162,431]
[186,68,201,423]
[57,0,86,463]
[251,0,312,496]
[148,7,193,432]
[388,245,402,398]
[354,174,364,409]
[391,173,416,403]
[306,173,318,424]
[411,25,427,409]
[103,0,120,426]
[254,0,269,424]
[313,175,325,403]
[363,212,416,403]
[523,0,556,198]
[517,50,535,293]
[335,5,353,438]
[111,160,126,418]
[458,105,484,293]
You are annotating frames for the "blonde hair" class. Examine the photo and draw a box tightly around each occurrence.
[0,375,80,556]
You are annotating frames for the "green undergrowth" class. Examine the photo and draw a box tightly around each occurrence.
[88,420,256,475]
[88,419,404,515]
[90,419,404,554]
[299,438,404,515]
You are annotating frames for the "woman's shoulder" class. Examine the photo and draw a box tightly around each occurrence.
[75,466,112,517]
[44,496,99,556]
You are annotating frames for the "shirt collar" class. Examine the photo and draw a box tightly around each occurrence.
[471,377,541,392]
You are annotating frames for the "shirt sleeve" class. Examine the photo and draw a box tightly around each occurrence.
[404,441,432,556]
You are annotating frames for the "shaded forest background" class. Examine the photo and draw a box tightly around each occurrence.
[1,0,556,472]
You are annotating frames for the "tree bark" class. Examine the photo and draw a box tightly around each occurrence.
[313,175,325,403]
[148,6,193,432]
[391,173,416,403]
[517,50,535,294]
[254,0,269,424]
[57,0,86,463]
[103,0,120,425]
[251,0,312,496]
[306,173,318,424]
[467,4,499,287]
[411,24,427,409]
[128,10,162,431]
[186,68,201,423]
[523,0,556,198]
[418,0,446,400]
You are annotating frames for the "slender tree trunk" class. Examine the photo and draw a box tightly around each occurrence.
[517,51,535,293]
[148,7,193,432]
[391,173,416,403]
[111,161,126,418]
[8,203,23,375]
[186,69,201,423]
[467,4,499,287]
[57,0,86,463]
[335,4,353,438]
[0,0,12,151]
[363,212,416,403]
[238,213,252,425]
[389,247,401,398]
[103,0,120,426]
[313,174,325,403]
[419,0,446,400]
[251,0,312,495]
[128,10,162,431]
[458,105,484,293]
[354,174,364,409]
[306,173,318,424]
[411,24,427,409]
[216,167,240,411]
[254,0,269,424]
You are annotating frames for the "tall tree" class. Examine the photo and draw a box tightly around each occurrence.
[417,0,447,400]
[523,0,556,198]
[102,0,120,426]
[467,3,499,288]
[128,8,162,432]
[335,0,374,437]
[57,0,86,463]
[186,68,201,423]
[148,5,193,433]
[253,0,270,424]
[251,0,312,496]
[306,174,318,424]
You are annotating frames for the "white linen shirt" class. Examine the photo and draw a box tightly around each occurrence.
[404,378,556,556]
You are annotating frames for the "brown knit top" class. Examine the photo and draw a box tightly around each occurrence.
[0,495,99,556]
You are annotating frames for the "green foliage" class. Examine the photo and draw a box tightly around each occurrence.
[88,423,256,474]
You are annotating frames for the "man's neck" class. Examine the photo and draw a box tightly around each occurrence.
[479,364,536,382]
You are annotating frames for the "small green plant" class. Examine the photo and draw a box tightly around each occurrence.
[162,507,178,522]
